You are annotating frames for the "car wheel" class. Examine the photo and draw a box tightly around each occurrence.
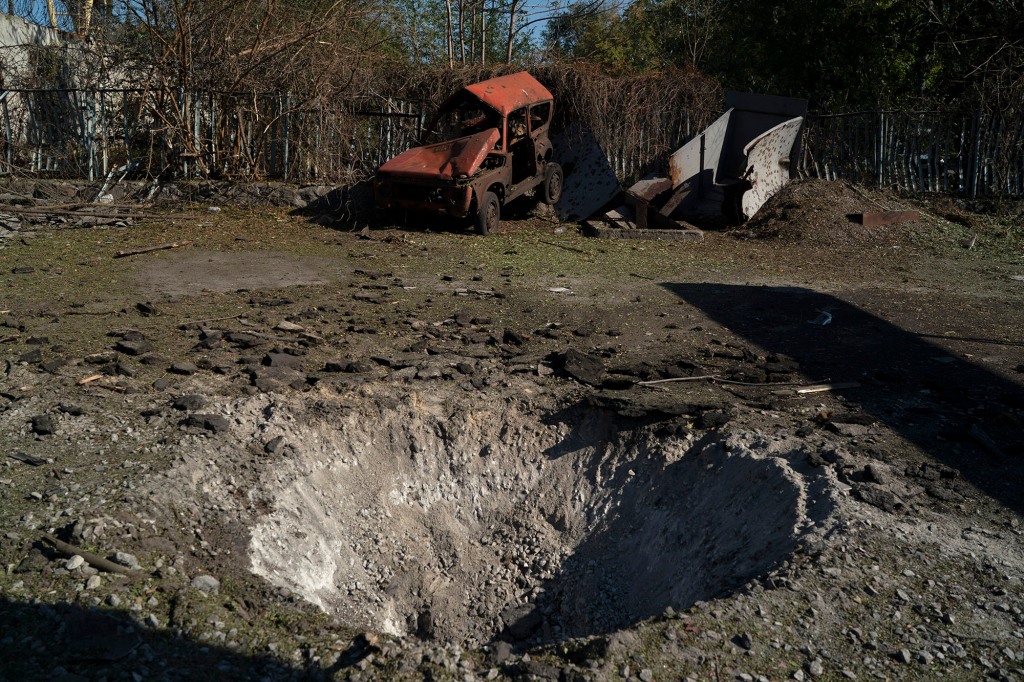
[542,163,563,205]
[476,191,500,235]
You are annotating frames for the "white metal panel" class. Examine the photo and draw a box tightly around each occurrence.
[740,116,803,220]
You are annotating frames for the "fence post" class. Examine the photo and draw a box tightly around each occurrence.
[1,93,12,172]
[283,92,290,181]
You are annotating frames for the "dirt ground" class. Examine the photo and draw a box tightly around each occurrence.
[1,179,1023,681]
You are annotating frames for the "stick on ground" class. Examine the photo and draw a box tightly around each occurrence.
[114,240,193,258]
[41,533,144,579]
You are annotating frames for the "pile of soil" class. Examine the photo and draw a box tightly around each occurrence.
[735,179,921,246]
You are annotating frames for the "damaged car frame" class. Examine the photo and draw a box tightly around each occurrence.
[374,72,563,235]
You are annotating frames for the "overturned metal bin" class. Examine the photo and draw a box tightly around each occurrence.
[668,91,808,224]
[584,92,807,239]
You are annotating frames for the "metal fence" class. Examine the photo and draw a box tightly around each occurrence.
[0,88,427,183]
[2,86,1023,198]
[800,110,1024,197]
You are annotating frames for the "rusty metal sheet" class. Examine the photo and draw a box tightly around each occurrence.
[551,122,621,221]
[627,176,672,202]
[856,211,920,227]
[378,128,499,180]
[463,72,553,117]
[740,116,803,220]
[669,110,732,189]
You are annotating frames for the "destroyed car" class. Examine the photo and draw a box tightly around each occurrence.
[374,72,562,235]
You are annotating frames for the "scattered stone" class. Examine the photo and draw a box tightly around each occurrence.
[490,641,513,665]
[251,366,305,392]
[828,422,873,437]
[114,334,152,356]
[112,552,141,570]
[66,555,86,570]
[172,394,205,411]
[85,351,118,364]
[58,404,84,416]
[12,266,34,274]
[854,485,903,513]
[265,436,287,455]
[697,410,731,429]
[926,484,963,502]
[169,361,198,375]
[560,349,604,385]
[18,349,42,364]
[139,353,168,366]
[226,332,263,349]
[191,574,220,594]
[895,649,912,664]
[275,321,304,332]
[322,359,373,374]
[416,366,443,380]
[8,452,45,466]
[184,414,231,434]
[86,575,102,590]
[263,351,303,369]
[865,462,892,485]
[503,604,542,640]
[30,414,55,436]
[503,329,528,346]
[806,658,824,677]
[135,302,158,316]
[733,632,753,650]
[40,358,67,373]
[153,378,170,391]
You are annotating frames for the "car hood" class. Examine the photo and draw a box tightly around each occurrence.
[378,128,500,180]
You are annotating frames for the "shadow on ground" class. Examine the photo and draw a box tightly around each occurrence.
[0,597,376,681]
[506,424,834,645]
[662,283,1024,514]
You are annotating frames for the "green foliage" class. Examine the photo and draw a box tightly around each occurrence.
[541,0,1024,111]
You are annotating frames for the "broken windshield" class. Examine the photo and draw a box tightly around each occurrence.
[429,93,503,148]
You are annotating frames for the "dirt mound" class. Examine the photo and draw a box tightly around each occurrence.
[734,179,917,246]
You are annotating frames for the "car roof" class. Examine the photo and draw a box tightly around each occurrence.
[463,72,553,116]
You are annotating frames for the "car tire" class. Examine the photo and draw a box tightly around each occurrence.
[541,162,563,205]
[476,191,500,235]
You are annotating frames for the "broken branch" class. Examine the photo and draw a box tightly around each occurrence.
[791,382,861,394]
[638,375,803,387]
[40,533,144,579]
[114,240,193,258]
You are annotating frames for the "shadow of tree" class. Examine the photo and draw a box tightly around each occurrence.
[659,283,1024,514]
[0,597,317,681]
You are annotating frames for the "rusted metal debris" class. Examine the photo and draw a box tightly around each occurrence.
[550,122,621,222]
[583,92,807,238]
[669,92,808,224]
[854,210,920,227]
[374,72,561,235]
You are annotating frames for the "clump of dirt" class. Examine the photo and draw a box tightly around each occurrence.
[157,389,840,648]
[735,179,918,246]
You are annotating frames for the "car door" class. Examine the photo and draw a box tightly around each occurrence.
[508,107,535,185]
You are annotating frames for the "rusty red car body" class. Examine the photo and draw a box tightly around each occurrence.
[374,72,563,235]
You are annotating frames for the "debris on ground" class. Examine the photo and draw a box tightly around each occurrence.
[583,91,806,237]
[0,182,1022,682]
